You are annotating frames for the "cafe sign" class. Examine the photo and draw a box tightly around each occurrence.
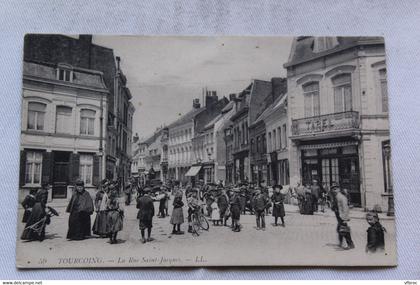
[292,111,359,136]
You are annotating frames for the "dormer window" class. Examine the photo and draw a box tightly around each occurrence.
[56,64,73,82]
[312,37,339,53]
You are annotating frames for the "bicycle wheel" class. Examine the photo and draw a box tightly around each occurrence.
[191,215,200,236]
[198,214,209,231]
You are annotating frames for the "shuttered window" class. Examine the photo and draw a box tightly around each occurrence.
[25,151,43,185]
[79,154,93,185]
[333,74,352,113]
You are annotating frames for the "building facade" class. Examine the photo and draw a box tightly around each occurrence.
[24,34,135,194]
[285,36,391,210]
[20,60,108,200]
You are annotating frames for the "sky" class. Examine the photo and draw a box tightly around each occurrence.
[93,36,293,140]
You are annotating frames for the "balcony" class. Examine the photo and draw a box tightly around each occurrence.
[291,111,359,140]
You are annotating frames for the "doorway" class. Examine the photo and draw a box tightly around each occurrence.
[52,151,70,199]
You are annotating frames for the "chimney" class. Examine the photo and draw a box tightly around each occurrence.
[271,77,287,101]
[229,93,236,101]
[79,34,92,45]
[79,34,93,68]
[205,91,218,107]
[193,98,201,109]
[116,56,121,72]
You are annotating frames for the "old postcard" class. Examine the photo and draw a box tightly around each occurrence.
[16,35,396,267]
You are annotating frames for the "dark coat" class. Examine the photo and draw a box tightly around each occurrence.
[21,202,47,241]
[252,194,270,212]
[230,193,241,220]
[271,192,285,218]
[66,190,94,240]
[217,194,229,213]
[367,222,385,252]
[137,195,155,220]
[21,194,36,223]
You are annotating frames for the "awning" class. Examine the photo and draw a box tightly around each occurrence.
[185,166,202,177]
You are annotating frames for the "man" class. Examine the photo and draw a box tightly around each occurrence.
[136,187,155,243]
[124,182,132,206]
[251,189,270,230]
[217,189,230,227]
[294,181,305,214]
[311,179,320,212]
[66,180,94,241]
[331,182,355,250]
[230,188,242,232]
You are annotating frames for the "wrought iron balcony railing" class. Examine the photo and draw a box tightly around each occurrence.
[291,111,359,137]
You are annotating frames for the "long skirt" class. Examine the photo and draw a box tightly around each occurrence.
[211,208,220,221]
[107,210,123,233]
[302,195,314,215]
[170,207,184,225]
[67,211,92,240]
[21,203,46,241]
[92,211,108,236]
[272,203,285,218]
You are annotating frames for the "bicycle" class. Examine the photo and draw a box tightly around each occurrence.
[191,205,209,236]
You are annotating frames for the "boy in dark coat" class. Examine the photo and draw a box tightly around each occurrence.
[365,212,385,253]
[252,189,270,230]
[271,185,285,227]
[136,187,155,243]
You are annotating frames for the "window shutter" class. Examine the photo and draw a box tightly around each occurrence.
[92,155,100,186]
[69,153,80,184]
[41,151,52,185]
[19,150,26,186]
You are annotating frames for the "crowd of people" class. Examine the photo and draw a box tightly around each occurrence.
[19,178,386,253]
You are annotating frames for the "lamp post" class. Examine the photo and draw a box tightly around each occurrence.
[383,143,394,216]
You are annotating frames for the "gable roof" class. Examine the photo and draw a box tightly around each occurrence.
[167,107,205,129]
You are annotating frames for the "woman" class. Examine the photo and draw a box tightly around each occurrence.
[271,185,286,227]
[106,190,124,244]
[21,189,37,223]
[302,185,314,215]
[170,191,184,234]
[92,183,110,237]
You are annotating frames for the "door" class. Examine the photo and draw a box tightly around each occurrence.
[340,156,360,206]
[302,158,319,186]
[52,151,70,199]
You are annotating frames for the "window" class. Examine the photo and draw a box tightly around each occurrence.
[283,124,287,148]
[303,82,320,117]
[262,134,266,153]
[55,106,72,134]
[272,129,276,150]
[25,151,42,185]
[80,109,95,135]
[277,127,282,149]
[312,37,339,53]
[268,132,272,152]
[27,102,46,131]
[256,136,261,153]
[379,69,388,112]
[79,154,93,185]
[333,74,352,113]
[57,68,72,82]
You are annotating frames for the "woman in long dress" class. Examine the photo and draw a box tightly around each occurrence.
[106,190,123,244]
[271,185,286,226]
[92,184,110,237]
[170,191,184,234]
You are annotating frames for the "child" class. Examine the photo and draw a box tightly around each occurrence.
[170,192,184,234]
[210,200,221,226]
[365,211,385,253]
[106,190,124,244]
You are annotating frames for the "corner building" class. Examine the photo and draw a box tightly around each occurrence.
[285,37,392,211]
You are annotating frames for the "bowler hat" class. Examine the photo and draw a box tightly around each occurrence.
[331,182,339,189]
[75,179,84,186]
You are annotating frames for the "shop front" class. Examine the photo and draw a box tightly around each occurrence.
[300,140,361,206]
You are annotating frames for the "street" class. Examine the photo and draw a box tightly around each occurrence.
[16,194,397,268]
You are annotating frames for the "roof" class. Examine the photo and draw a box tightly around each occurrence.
[23,60,108,90]
[203,114,223,131]
[167,107,205,129]
[251,93,287,127]
[284,36,384,68]
[221,100,234,113]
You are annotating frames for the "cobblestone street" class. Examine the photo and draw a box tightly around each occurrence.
[16,195,397,268]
